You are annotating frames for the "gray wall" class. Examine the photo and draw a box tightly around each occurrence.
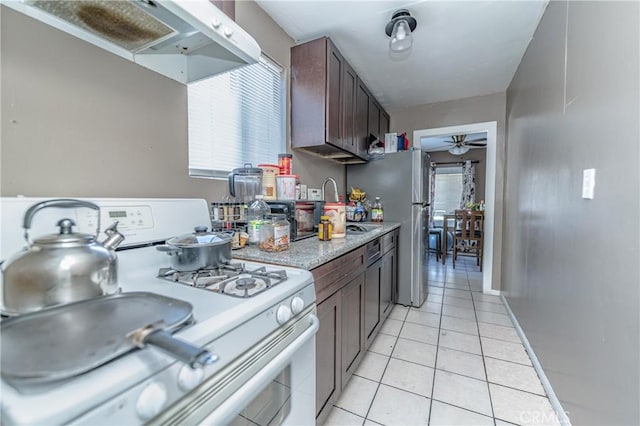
[428,149,487,202]
[0,2,344,199]
[388,93,506,291]
[503,1,639,424]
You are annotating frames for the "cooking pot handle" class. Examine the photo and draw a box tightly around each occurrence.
[22,199,100,243]
[156,244,182,254]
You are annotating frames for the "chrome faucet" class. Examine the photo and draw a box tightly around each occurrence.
[322,177,339,202]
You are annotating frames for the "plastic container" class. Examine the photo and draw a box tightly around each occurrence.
[258,164,279,201]
[276,174,297,200]
[323,203,346,238]
[247,195,271,244]
[371,197,384,222]
[318,215,333,241]
[278,153,292,175]
[259,214,290,252]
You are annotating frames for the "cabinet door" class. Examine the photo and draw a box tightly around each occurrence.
[380,250,395,318]
[316,291,341,420]
[364,258,382,347]
[341,272,365,387]
[326,41,343,146]
[355,80,370,158]
[380,110,390,136]
[368,99,381,141]
[341,62,357,153]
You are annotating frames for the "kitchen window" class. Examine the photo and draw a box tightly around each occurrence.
[188,55,285,178]
[433,166,463,225]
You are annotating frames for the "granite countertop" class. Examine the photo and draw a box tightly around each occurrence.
[233,222,401,270]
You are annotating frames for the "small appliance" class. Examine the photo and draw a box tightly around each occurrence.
[266,201,325,241]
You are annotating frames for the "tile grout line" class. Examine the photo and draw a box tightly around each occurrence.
[468,264,497,422]
[360,308,405,424]
[426,263,448,425]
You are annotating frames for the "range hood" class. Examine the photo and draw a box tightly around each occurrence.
[3,0,261,84]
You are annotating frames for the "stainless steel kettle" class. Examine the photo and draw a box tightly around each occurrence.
[1,199,125,316]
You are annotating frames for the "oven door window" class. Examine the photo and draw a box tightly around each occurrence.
[231,366,291,426]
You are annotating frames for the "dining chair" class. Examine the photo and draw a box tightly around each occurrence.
[452,210,484,271]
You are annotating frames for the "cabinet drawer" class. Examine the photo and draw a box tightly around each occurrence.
[381,231,395,254]
[365,238,381,266]
[313,247,365,304]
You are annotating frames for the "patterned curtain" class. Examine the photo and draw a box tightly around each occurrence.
[460,160,476,208]
[429,163,437,227]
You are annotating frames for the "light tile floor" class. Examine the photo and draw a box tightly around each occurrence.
[322,255,560,426]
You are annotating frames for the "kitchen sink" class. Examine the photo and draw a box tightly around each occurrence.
[346,224,383,234]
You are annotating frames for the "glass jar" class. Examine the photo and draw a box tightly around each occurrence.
[259,214,290,252]
[278,153,292,175]
[318,215,333,241]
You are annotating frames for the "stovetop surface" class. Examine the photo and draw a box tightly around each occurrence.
[157,261,289,298]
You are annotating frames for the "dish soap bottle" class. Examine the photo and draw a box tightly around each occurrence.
[371,197,384,222]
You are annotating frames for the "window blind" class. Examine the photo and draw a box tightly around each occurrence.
[188,55,285,178]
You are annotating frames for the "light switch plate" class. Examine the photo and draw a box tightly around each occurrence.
[582,168,596,199]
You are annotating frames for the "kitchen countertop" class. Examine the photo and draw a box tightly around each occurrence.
[233,222,401,270]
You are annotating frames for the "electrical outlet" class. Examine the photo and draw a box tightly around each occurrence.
[582,169,596,199]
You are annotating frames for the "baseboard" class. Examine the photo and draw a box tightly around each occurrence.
[500,294,572,426]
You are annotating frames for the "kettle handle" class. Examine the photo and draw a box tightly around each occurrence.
[23,199,100,243]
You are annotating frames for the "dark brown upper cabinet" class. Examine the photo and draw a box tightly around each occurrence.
[341,62,357,154]
[291,37,390,164]
[355,80,370,158]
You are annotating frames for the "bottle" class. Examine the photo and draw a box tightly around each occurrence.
[247,195,270,244]
[371,197,384,222]
[318,215,333,241]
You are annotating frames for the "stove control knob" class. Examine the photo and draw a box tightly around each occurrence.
[178,365,204,392]
[276,305,292,324]
[291,297,305,314]
[136,382,167,421]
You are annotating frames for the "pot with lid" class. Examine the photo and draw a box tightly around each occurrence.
[156,226,233,271]
[228,163,263,203]
[1,199,125,316]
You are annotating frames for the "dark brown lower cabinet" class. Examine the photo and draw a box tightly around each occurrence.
[380,248,396,318]
[340,273,365,388]
[364,258,381,349]
[314,231,398,424]
[315,291,341,420]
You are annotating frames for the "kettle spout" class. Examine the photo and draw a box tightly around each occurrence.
[102,221,125,250]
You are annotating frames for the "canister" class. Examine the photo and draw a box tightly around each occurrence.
[276,174,297,200]
[323,202,346,238]
[258,164,279,201]
[278,153,292,175]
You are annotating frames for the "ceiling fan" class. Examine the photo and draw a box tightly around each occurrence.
[445,134,487,155]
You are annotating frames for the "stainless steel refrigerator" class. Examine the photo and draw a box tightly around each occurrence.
[346,148,430,307]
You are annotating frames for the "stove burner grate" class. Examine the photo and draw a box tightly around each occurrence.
[157,263,288,298]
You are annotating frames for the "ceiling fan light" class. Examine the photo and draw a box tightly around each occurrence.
[449,146,470,155]
[390,20,413,52]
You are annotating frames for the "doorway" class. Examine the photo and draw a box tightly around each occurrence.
[414,122,498,295]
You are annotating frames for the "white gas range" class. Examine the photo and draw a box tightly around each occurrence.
[0,197,318,425]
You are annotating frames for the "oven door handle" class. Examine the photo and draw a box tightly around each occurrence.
[199,313,319,425]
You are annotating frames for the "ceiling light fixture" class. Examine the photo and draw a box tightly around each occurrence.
[385,9,417,53]
[449,145,470,155]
